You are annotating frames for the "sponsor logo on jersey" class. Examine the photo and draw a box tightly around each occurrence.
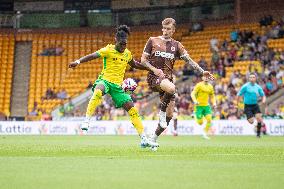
[171,46,175,51]
[154,51,174,59]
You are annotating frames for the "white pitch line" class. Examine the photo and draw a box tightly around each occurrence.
[0,153,280,159]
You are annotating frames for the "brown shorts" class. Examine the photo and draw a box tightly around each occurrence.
[147,73,175,100]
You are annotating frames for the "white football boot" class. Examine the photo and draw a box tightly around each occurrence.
[148,133,159,151]
[81,120,90,133]
[140,134,159,148]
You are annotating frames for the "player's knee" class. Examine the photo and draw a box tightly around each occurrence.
[256,116,262,122]
[197,119,203,125]
[92,89,103,100]
[167,85,175,94]
[161,80,175,94]
[166,111,174,118]
[247,118,254,124]
[128,107,139,117]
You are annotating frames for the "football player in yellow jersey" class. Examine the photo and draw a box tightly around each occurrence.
[191,75,217,139]
[68,25,158,148]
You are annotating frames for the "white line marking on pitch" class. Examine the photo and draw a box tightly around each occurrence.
[0,153,279,159]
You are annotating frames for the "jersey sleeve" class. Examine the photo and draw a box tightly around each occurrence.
[96,46,109,58]
[177,42,188,59]
[237,84,246,96]
[143,38,153,56]
[258,85,265,97]
[128,51,133,62]
[191,84,199,103]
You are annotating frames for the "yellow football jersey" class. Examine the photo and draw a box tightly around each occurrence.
[191,81,215,106]
[96,44,132,85]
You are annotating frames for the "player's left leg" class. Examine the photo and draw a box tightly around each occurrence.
[110,85,158,148]
[123,102,144,136]
[81,81,108,132]
[204,114,212,139]
[123,101,159,148]
[254,104,264,138]
[204,106,213,137]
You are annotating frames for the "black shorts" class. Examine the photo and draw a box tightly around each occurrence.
[244,104,261,119]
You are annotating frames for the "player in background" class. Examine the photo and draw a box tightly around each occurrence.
[191,75,216,139]
[172,106,178,136]
[171,75,179,136]
[236,73,266,138]
[140,18,214,145]
[68,25,158,148]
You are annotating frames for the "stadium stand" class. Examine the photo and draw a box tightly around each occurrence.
[60,21,284,120]
[0,20,282,120]
[0,32,14,116]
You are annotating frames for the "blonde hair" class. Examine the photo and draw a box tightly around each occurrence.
[162,18,176,28]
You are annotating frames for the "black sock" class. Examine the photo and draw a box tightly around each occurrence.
[160,93,174,112]
[173,119,177,131]
[155,124,165,136]
[166,116,172,126]
[262,123,267,135]
[155,117,172,136]
[257,122,261,137]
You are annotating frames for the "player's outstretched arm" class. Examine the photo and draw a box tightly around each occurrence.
[181,55,214,80]
[68,52,100,69]
[128,59,151,71]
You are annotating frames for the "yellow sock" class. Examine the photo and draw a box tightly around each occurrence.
[204,114,212,133]
[86,89,103,118]
[196,118,203,125]
[128,107,144,135]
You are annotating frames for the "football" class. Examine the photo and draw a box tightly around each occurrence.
[122,78,138,92]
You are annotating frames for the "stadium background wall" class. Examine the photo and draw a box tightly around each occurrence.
[0,120,283,136]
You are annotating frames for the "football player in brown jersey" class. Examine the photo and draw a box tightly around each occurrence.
[140,18,214,149]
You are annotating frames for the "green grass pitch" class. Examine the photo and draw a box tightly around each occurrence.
[0,135,283,189]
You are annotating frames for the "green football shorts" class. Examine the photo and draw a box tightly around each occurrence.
[92,78,132,108]
[194,105,212,119]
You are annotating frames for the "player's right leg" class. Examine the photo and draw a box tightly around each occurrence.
[108,84,158,148]
[81,82,106,132]
[245,105,259,137]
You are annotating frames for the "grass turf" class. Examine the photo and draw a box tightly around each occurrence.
[0,135,283,189]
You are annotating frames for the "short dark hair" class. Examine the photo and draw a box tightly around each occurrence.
[116,25,130,40]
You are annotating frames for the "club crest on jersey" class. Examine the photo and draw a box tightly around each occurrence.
[171,46,175,51]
